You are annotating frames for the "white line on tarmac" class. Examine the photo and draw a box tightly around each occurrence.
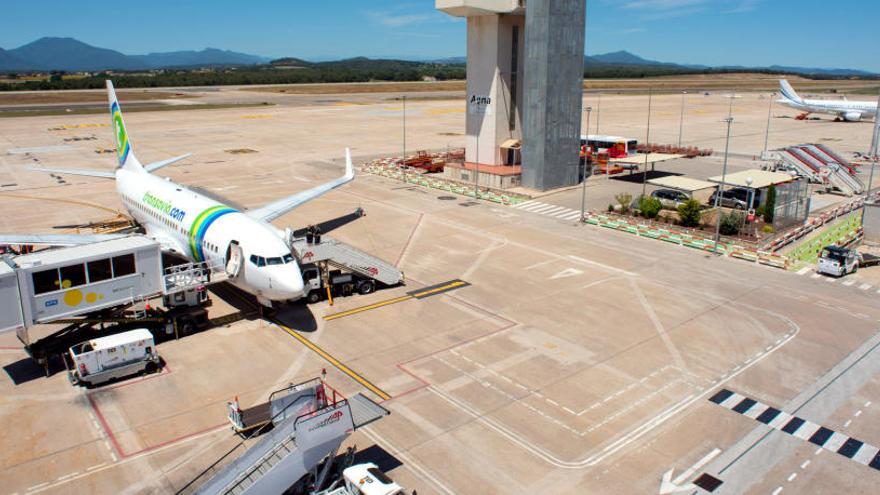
[772,487,783,495]
[860,283,872,290]
[514,200,539,209]
[673,448,722,485]
[842,280,856,286]
[796,267,811,275]
[361,427,456,495]
[568,255,637,277]
[428,313,800,469]
[26,482,49,492]
[551,208,577,218]
[787,472,797,482]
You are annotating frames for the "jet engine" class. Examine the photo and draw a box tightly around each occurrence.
[843,111,863,122]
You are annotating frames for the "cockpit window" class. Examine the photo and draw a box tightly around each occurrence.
[250,253,295,267]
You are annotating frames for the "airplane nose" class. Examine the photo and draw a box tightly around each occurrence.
[270,267,305,300]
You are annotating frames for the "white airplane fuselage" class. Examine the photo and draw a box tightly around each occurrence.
[115,168,305,303]
[779,96,877,121]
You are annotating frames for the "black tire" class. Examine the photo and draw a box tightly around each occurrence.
[358,280,375,295]
[307,291,322,304]
[145,361,158,374]
[734,204,744,210]
[180,320,195,336]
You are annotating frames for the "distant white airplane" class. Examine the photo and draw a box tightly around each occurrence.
[779,79,877,122]
[1,81,355,307]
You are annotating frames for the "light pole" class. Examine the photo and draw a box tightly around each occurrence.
[763,92,774,155]
[595,93,602,135]
[861,93,879,223]
[745,176,755,238]
[678,91,687,147]
[402,95,407,171]
[714,116,734,253]
[641,89,653,198]
[581,106,593,222]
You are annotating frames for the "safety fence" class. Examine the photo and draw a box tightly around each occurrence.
[765,191,879,253]
[362,157,531,205]
[579,212,795,269]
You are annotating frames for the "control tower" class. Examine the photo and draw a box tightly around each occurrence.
[436,0,586,191]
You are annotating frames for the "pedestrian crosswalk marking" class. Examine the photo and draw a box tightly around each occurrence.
[512,201,583,223]
[710,389,880,472]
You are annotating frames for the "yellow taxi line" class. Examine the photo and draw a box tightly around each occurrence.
[322,294,414,321]
[274,322,391,401]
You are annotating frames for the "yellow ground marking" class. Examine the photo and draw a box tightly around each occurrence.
[274,323,391,401]
[424,108,464,116]
[323,280,468,321]
[241,114,274,119]
[323,294,414,321]
[409,280,467,299]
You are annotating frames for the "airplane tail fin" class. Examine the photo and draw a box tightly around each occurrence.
[107,80,143,171]
[779,79,803,104]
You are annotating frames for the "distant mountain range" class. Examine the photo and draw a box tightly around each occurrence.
[0,37,268,71]
[581,50,875,77]
[0,38,874,77]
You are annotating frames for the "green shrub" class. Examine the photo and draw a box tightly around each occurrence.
[763,185,776,224]
[608,203,615,212]
[762,225,775,234]
[719,211,745,236]
[677,199,703,228]
[639,196,663,219]
[615,193,633,213]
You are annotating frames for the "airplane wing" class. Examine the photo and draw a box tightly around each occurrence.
[245,148,355,223]
[26,166,115,178]
[26,153,192,179]
[144,153,192,173]
[0,233,129,246]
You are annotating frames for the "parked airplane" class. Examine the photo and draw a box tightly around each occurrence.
[0,81,355,306]
[779,79,878,122]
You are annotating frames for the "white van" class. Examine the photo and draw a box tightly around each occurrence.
[68,328,160,386]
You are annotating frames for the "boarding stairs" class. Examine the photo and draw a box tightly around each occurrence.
[777,144,865,196]
[779,149,822,182]
[825,162,865,196]
[190,379,389,495]
[163,260,230,295]
[813,143,855,172]
[290,237,404,286]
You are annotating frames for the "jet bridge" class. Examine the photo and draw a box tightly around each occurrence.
[185,377,390,495]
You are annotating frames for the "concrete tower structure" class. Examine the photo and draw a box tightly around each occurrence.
[436,0,587,191]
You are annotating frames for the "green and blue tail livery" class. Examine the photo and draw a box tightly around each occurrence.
[106,80,142,170]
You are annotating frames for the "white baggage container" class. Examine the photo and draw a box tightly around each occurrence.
[69,328,160,386]
[0,261,24,334]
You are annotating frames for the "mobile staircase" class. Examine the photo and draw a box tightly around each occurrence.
[777,144,865,196]
[289,236,404,287]
[182,377,389,495]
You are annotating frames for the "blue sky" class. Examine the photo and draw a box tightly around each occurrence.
[0,0,877,71]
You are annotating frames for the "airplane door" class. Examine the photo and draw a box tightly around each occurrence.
[226,241,243,278]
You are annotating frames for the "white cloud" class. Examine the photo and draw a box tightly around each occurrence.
[367,12,430,27]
